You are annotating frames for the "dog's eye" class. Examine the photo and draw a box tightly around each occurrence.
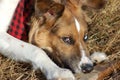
[83,34,88,41]
[62,37,75,45]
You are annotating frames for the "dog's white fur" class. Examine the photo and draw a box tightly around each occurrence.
[79,43,93,66]
[0,0,75,80]
[74,19,94,72]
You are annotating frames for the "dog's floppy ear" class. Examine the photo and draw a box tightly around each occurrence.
[34,0,65,30]
[29,0,65,43]
[35,0,64,18]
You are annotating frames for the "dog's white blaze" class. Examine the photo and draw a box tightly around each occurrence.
[74,18,80,32]
[79,43,93,67]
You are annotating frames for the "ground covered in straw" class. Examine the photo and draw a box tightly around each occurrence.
[0,0,120,80]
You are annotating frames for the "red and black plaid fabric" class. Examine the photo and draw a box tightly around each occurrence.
[7,0,34,41]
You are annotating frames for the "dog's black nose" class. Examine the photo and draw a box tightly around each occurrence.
[81,64,93,73]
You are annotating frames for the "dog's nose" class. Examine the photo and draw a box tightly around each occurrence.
[81,64,93,73]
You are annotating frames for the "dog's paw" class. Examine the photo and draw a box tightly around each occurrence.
[47,68,75,80]
[90,52,108,64]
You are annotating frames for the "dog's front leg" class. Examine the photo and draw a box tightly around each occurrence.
[0,32,75,80]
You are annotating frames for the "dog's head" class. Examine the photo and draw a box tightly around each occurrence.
[29,0,93,73]
[81,0,105,9]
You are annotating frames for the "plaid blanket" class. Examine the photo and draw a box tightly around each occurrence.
[7,0,34,41]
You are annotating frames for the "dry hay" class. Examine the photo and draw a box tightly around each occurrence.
[97,61,120,80]
[0,0,120,80]
[87,0,120,56]
[86,0,120,79]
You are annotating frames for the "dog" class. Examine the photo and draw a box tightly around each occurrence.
[0,0,107,80]
[29,0,95,74]
[29,0,107,78]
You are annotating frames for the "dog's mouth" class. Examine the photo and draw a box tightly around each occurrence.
[62,58,81,73]
[62,57,94,74]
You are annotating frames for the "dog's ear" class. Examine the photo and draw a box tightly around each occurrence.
[35,0,65,30]
[35,0,64,18]
[35,0,52,16]
[34,0,65,30]
[29,0,65,43]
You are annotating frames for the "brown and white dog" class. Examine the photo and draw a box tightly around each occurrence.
[0,0,106,80]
